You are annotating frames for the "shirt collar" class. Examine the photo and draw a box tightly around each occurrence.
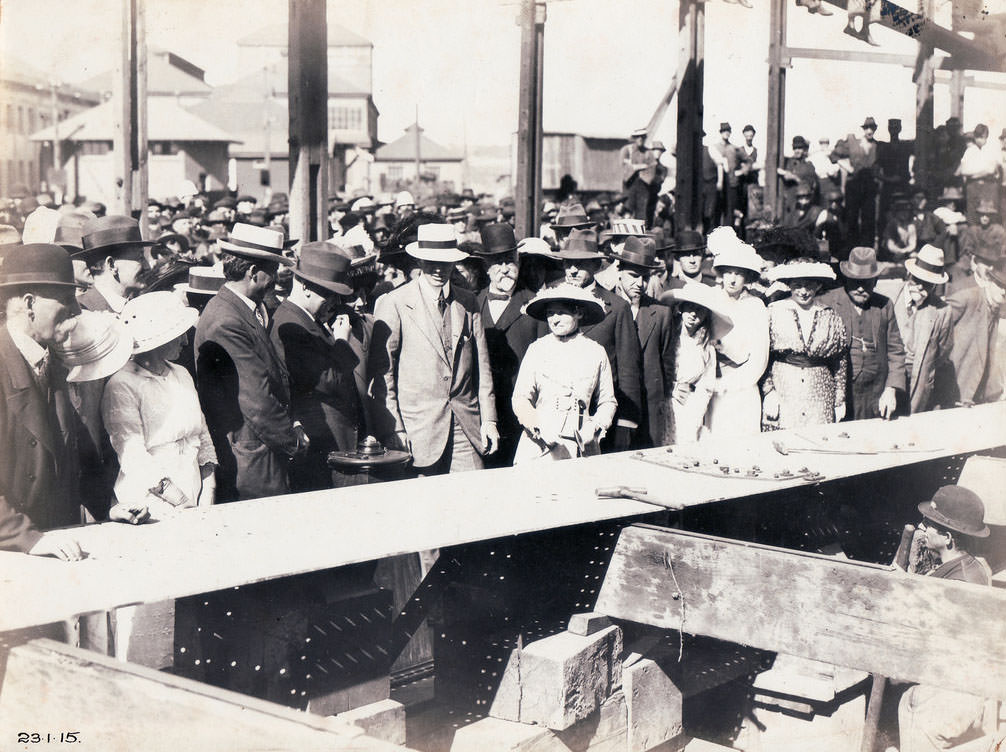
[225,282,260,313]
[419,275,450,301]
[92,279,129,313]
[6,321,48,374]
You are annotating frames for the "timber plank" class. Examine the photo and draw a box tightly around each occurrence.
[1,403,1003,632]
[594,524,1006,698]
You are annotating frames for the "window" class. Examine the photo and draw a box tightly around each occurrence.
[150,141,179,155]
[329,104,362,131]
[387,164,403,181]
[79,141,111,155]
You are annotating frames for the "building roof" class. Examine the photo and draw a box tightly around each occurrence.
[30,98,239,143]
[187,96,289,157]
[0,56,101,103]
[76,48,212,97]
[237,23,372,48]
[375,124,463,162]
[218,61,369,99]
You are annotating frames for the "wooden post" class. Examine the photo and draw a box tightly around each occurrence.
[949,69,965,120]
[913,0,936,193]
[515,0,539,239]
[288,0,329,244]
[764,0,787,221]
[112,0,147,225]
[674,0,705,232]
[532,2,546,235]
[414,105,421,184]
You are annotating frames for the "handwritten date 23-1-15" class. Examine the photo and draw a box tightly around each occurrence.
[17,732,80,744]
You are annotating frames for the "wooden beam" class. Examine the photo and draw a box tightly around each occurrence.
[764,0,787,219]
[645,73,679,140]
[674,0,704,232]
[914,0,936,193]
[0,639,401,750]
[595,525,1006,699]
[0,403,1003,633]
[515,0,539,238]
[781,45,915,67]
[288,0,329,243]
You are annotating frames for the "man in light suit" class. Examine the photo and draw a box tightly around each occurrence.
[195,224,309,502]
[892,245,954,414]
[375,223,498,475]
[474,223,541,467]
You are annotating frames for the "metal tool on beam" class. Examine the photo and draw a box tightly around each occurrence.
[595,486,685,511]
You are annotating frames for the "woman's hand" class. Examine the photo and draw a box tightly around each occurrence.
[109,502,151,525]
[533,425,560,447]
[672,382,693,405]
[763,390,780,421]
[197,479,216,507]
[834,402,846,422]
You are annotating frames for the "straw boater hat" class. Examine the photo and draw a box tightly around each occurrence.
[406,224,469,263]
[120,291,199,355]
[905,244,949,285]
[292,241,354,296]
[51,311,133,383]
[174,266,225,296]
[523,283,605,326]
[768,259,836,282]
[76,215,155,262]
[549,203,594,231]
[607,218,648,238]
[839,247,881,280]
[918,485,990,538]
[218,223,295,266]
[610,236,663,271]
[659,283,734,340]
[557,228,605,260]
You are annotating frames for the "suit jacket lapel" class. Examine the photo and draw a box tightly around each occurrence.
[403,281,452,366]
[220,287,288,381]
[909,306,936,399]
[450,294,466,356]
[494,293,526,332]
[0,329,57,457]
[636,298,658,347]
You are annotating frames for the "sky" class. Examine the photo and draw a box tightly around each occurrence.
[2,0,1004,153]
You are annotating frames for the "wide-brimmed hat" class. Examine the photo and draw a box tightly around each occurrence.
[918,485,989,538]
[709,227,763,274]
[975,199,1000,216]
[331,240,378,268]
[174,265,225,296]
[156,231,190,253]
[659,283,734,340]
[292,241,354,296]
[77,215,155,261]
[549,203,594,231]
[395,191,416,209]
[905,244,949,285]
[219,223,295,265]
[938,186,964,202]
[0,243,81,288]
[51,310,133,383]
[406,223,469,263]
[611,236,663,270]
[20,207,61,244]
[557,228,604,260]
[517,237,559,260]
[477,222,518,257]
[839,246,881,280]
[862,116,878,129]
[670,229,706,255]
[647,229,673,253]
[351,196,376,213]
[52,210,95,253]
[768,260,836,282]
[446,206,469,223]
[523,283,605,326]
[120,291,199,354]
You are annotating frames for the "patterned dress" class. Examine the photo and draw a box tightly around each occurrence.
[763,300,848,429]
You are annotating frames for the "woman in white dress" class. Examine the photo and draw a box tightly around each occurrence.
[704,228,770,438]
[101,292,217,519]
[511,284,617,462]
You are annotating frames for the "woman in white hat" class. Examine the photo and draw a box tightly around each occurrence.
[101,292,217,517]
[705,228,770,438]
[660,284,734,444]
[892,244,954,414]
[511,284,616,462]
[762,259,848,429]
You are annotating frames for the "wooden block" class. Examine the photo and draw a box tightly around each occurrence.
[746,688,867,752]
[623,658,684,752]
[308,675,390,717]
[490,625,623,731]
[336,699,405,746]
[568,612,613,636]
[595,524,1006,699]
[451,716,553,751]
[0,638,402,751]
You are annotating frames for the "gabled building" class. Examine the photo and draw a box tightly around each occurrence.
[374,123,464,193]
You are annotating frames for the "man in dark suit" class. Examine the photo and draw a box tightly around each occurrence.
[375,223,498,475]
[820,247,906,420]
[474,223,540,467]
[620,128,659,222]
[270,242,389,490]
[195,224,309,502]
[611,236,674,448]
[0,244,84,559]
[559,228,642,452]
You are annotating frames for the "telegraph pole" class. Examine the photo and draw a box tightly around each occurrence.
[112,0,148,229]
[515,0,545,239]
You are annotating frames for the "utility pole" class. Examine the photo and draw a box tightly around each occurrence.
[515,0,544,239]
[263,65,273,203]
[112,0,148,229]
[415,104,422,186]
[914,0,936,192]
[764,0,787,221]
[288,0,329,243]
[674,0,705,232]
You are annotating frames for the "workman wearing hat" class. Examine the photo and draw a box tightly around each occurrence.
[820,247,906,420]
[611,236,674,447]
[831,117,880,246]
[474,223,540,466]
[783,182,826,233]
[557,228,642,452]
[0,244,85,559]
[954,199,1006,294]
[709,123,741,229]
[737,125,760,223]
[892,245,954,414]
[620,129,659,222]
[194,224,310,502]
[877,118,913,223]
[374,223,498,475]
[777,136,819,229]
[270,242,384,491]
[956,123,1000,224]
[898,485,991,752]
[662,230,716,291]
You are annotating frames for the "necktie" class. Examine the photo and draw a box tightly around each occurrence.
[437,291,448,317]
[255,305,267,328]
[487,292,511,302]
[438,291,452,353]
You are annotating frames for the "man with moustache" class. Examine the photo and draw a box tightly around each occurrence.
[558,228,642,452]
[474,223,540,466]
[820,247,906,420]
[612,236,674,447]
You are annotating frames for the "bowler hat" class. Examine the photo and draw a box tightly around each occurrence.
[219,223,295,266]
[550,203,594,231]
[0,243,80,288]
[670,230,706,255]
[557,228,604,260]
[839,246,881,280]
[477,222,518,257]
[77,215,155,260]
[612,236,663,270]
[523,283,605,326]
[918,485,989,538]
[293,242,354,296]
[862,116,878,129]
[905,244,949,285]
